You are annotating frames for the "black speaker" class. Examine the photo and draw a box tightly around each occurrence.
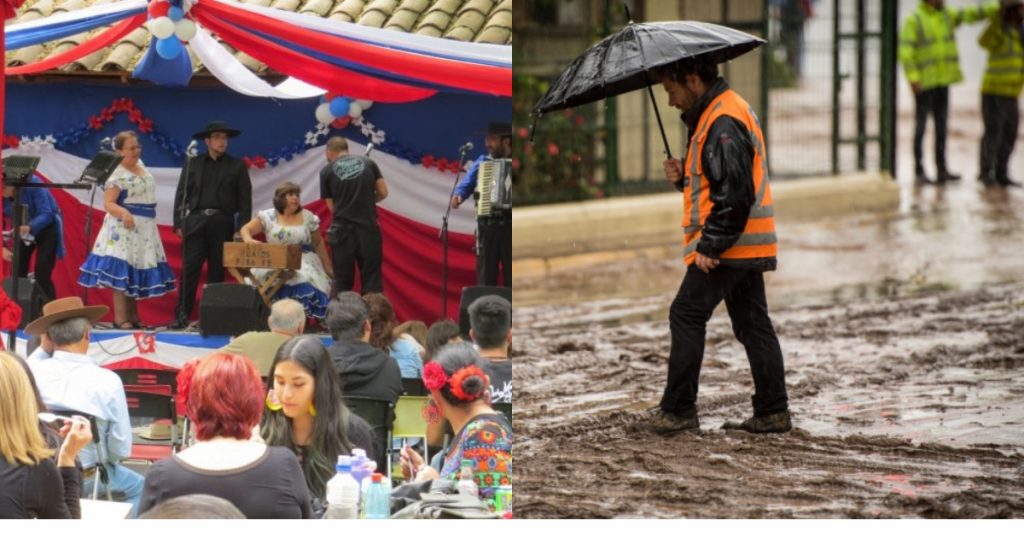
[2,277,47,329]
[458,286,512,339]
[199,283,268,337]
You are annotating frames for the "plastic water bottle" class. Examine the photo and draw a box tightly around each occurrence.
[456,459,479,498]
[324,456,360,519]
[350,449,374,487]
[363,473,391,519]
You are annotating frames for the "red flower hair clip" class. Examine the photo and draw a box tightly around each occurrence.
[422,362,448,392]
[449,365,488,402]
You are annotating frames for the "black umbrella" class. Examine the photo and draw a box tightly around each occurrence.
[532,18,765,159]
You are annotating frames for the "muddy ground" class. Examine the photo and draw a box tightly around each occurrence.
[513,284,1024,518]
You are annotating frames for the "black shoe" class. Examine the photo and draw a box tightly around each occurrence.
[168,318,189,330]
[722,409,792,434]
[634,408,700,435]
[979,172,997,187]
[937,170,961,182]
[915,170,936,184]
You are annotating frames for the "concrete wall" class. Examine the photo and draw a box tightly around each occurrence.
[513,172,900,277]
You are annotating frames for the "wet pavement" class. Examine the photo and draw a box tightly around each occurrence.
[513,45,1024,516]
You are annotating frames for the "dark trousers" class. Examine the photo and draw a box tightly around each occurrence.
[913,86,951,173]
[16,222,58,301]
[476,213,511,288]
[980,93,1020,183]
[176,213,234,322]
[330,225,383,294]
[660,264,789,416]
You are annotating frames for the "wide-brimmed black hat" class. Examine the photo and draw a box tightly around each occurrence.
[193,120,241,140]
[487,122,512,137]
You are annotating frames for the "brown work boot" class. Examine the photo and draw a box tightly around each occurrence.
[722,409,792,434]
[634,408,699,435]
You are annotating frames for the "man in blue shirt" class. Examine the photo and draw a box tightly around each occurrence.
[2,175,65,301]
[450,122,512,288]
[26,296,145,517]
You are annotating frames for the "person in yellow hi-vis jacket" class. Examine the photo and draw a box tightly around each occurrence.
[900,0,999,184]
[978,0,1024,187]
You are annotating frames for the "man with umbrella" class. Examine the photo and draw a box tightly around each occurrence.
[641,58,791,435]
[534,19,790,435]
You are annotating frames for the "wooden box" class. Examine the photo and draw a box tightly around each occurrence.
[223,242,301,270]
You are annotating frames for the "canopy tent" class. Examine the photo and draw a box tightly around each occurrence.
[1,0,512,325]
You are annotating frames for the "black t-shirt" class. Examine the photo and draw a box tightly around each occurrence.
[138,445,312,519]
[485,359,512,405]
[319,155,382,228]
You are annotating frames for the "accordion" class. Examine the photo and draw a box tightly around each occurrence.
[476,158,512,217]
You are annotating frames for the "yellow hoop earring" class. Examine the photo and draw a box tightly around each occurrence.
[308,403,317,417]
[265,391,282,412]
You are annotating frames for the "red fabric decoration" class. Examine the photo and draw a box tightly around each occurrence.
[3,0,25,20]
[331,116,351,129]
[422,362,447,392]
[7,14,146,75]
[193,7,436,103]
[196,0,510,97]
[2,134,19,149]
[449,365,487,402]
[0,287,22,334]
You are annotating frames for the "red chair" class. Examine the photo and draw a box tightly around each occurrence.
[124,389,179,461]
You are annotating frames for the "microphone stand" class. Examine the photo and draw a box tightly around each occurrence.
[80,183,100,304]
[439,146,471,320]
[172,147,197,329]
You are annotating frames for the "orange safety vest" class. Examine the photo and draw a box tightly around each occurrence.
[682,89,777,266]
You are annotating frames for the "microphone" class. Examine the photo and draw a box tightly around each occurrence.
[365,143,374,156]
[459,142,474,153]
[99,137,113,150]
[186,140,199,156]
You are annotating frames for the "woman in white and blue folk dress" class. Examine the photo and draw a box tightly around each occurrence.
[78,131,176,328]
[239,181,333,320]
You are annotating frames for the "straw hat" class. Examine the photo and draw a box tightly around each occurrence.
[25,297,108,336]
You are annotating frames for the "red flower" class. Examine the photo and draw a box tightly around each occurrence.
[422,362,448,392]
[573,115,585,127]
[99,108,114,121]
[128,109,143,123]
[449,162,461,174]
[88,116,104,130]
[449,365,487,402]
[517,127,528,139]
[547,143,559,156]
[436,158,449,170]
[2,135,20,149]
[421,155,435,167]
[253,156,267,169]
[243,157,254,168]
[511,158,520,171]
[137,119,153,133]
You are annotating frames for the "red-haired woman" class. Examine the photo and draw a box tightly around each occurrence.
[399,343,512,511]
[138,353,311,519]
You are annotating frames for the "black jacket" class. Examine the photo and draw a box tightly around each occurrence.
[327,339,403,405]
[173,152,252,232]
[681,78,776,271]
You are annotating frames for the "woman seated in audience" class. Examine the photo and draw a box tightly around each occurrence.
[365,293,424,379]
[139,494,245,519]
[399,343,512,509]
[261,336,375,518]
[240,181,333,320]
[423,321,464,447]
[0,351,92,519]
[139,352,311,519]
[424,320,462,364]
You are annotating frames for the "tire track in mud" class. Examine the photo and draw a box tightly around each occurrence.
[514,285,1024,518]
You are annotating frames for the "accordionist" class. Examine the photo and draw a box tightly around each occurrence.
[450,121,513,288]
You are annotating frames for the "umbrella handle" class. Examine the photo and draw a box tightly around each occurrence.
[646,85,673,160]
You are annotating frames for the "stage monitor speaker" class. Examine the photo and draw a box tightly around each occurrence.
[458,286,512,340]
[199,283,268,337]
[2,277,47,329]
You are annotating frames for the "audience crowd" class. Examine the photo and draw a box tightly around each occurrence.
[0,289,512,519]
